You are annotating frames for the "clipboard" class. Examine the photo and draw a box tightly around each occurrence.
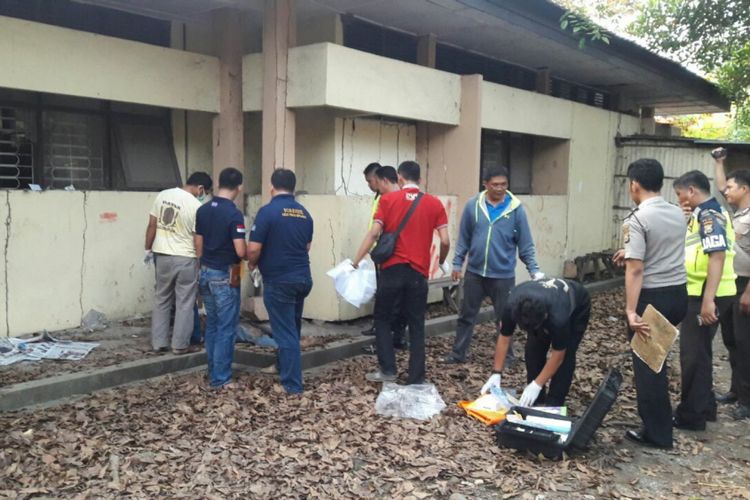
[630,304,679,373]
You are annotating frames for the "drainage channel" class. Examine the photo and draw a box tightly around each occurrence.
[0,278,622,412]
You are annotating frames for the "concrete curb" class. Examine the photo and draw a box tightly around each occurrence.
[0,352,206,412]
[0,278,620,412]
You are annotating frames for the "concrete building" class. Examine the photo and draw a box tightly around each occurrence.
[0,0,728,336]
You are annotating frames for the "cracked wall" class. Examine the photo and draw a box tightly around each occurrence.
[1,192,8,337]
[334,117,417,196]
[1,191,157,337]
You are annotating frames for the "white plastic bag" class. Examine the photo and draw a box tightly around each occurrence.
[375,383,446,421]
[326,259,377,308]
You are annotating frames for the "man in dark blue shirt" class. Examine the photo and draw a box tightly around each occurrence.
[248,169,313,394]
[195,167,247,389]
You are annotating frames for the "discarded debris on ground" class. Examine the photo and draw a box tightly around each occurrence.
[0,289,748,498]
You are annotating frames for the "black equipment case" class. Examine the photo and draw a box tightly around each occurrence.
[494,369,622,459]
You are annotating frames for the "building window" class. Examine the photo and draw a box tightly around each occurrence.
[437,45,536,91]
[0,107,35,189]
[43,111,105,190]
[0,89,180,191]
[481,130,569,195]
[551,78,610,110]
[0,0,170,47]
[342,16,418,63]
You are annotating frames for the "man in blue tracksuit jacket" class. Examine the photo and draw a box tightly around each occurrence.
[443,166,544,364]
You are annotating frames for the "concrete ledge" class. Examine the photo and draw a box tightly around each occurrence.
[0,352,205,412]
[585,277,624,294]
[0,277,618,412]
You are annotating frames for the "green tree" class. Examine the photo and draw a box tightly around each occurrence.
[629,0,750,140]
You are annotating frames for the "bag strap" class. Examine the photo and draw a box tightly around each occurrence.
[392,192,424,239]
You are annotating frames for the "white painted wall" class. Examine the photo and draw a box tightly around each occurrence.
[0,15,220,112]
[513,195,569,279]
[0,191,156,337]
[333,117,417,196]
[480,81,641,259]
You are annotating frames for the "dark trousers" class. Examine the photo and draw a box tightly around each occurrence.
[675,295,734,426]
[264,279,313,394]
[630,284,687,448]
[374,264,428,384]
[525,296,591,406]
[720,277,750,405]
[375,267,408,345]
[449,272,514,361]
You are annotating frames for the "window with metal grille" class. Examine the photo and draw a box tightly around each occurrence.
[0,107,35,189]
[0,89,180,191]
[42,111,105,190]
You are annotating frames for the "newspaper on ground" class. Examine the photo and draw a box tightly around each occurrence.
[630,304,679,373]
[0,331,99,366]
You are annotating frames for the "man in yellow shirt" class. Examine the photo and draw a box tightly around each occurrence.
[145,172,212,354]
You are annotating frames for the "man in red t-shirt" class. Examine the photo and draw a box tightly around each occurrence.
[352,161,450,384]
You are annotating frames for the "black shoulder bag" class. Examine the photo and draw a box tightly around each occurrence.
[370,193,424,265]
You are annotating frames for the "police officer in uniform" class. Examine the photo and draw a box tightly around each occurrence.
[673,170,737,431]
[712,148,750,420]
[481,278,591,407]
[614,159,687,448]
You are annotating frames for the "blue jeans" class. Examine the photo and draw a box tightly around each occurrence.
[199,267,240,388]
[263,279,312,394]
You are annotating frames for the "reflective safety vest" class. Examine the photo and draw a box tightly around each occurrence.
[685,207,737,297]
[368,193,380,230]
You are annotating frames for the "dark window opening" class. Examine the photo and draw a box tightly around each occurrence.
[0,88,180,191]
[0,0,170,47]
[342,16,418,63]
[481,130,569,196]
[437,45,536,91]
[551,78,610,110]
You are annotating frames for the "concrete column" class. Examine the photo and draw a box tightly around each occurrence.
[640,106,656,135]
[417,34,437,68]
[212,8,244,204]
[535,67,551,95]
[262,0,296,200]
[424,75,483,210]
[415,34,437,170]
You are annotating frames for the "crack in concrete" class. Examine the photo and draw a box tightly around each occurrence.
[79,192,88,321]
[337,118,349,195]
[328,218,337,266]
[4,191,11,336]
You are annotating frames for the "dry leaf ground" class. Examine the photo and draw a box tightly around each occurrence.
[1,289,748,499]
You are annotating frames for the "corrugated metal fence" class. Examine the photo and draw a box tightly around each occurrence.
[611,137,719,249]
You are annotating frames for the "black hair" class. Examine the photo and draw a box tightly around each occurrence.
[482,166,509,183]
[673,170,710,193]
[271,168,296,192]
[375,165,398,184]
[626,158,664,192]
[513,296,547,332]
[363,162,381,176]
[727,169,750,189]
[186,171,213,191]
[218,167,243,189]
[397,161,420,182]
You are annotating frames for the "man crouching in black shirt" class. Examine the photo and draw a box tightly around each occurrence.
[480,278,591,406]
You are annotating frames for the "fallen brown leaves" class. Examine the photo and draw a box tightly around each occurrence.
[0,289,748,499]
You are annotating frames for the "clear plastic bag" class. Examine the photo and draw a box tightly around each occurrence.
[375,383,446,421]
[326,259,377,308]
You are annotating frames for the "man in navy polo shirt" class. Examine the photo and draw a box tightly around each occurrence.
[248,169,313,394]
[195,167,247,389]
